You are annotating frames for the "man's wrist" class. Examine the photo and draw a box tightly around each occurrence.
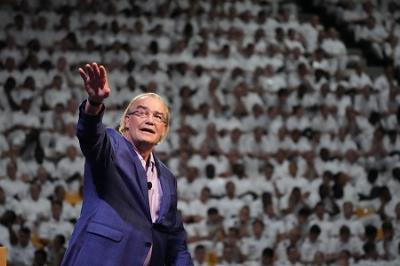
[87,98,103,107]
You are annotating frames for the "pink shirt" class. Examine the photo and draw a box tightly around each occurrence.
[133,147,163,266]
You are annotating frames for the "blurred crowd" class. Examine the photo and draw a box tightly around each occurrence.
[0,0,400,265]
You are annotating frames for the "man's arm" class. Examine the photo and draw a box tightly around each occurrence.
[79,62,111,115]
[76,63,113,159]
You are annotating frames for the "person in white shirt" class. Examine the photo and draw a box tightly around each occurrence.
[218,181,245,220]
[37,200,74,247]
[328,225,363,261]
[0,213,11,248]
[177,166,205,202]
[0,186,21,218]
[34,165,58,199]
[217,242,242,266]
[242,218,274,263]
[348,63,373,90]
[187,186,219,221]
[8,226,35,266]
[308,202,334,240]
[355,16,389,61]
[277,244,304,266]
[54,122,80,156]
[376,221,398,261]
[1,160,28,200]
[258,65,287,92]
[354,86,380,116]
[55,145,84,192]
[276,160,310,199]
[320,28,348,70]
[193,244,208,266]
[192,122,223,155]
[332,201,364,238]
[300,15,323,54]
[19,183,50,228]
[188,207,225,248]
[300,225,329,264]
[43,75,72,109]
[47,234,67,266]
[261,247,277,266]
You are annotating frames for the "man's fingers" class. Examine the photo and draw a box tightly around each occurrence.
[92,62,101,80]
[78,68,89,83]
[85,64,96,81]
[99,65,107,83]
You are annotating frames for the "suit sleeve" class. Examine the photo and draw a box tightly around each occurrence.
[75,100,115,164]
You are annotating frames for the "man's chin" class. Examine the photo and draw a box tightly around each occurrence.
[135,138,158,148]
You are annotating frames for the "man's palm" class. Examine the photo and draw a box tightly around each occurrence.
[79,62,111,102]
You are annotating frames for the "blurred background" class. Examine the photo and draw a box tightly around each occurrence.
[0,0,400,265]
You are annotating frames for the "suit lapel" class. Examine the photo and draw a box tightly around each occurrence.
[123,139,152,222]
[155,158,171,224]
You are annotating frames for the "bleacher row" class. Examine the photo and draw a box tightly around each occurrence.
[0,0,400,265]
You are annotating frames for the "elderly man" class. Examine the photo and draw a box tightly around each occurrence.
[62,62,193,265]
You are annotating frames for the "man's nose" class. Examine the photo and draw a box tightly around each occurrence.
[144,116,156,124]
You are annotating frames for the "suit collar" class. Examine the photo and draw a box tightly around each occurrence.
[154,157,172,224]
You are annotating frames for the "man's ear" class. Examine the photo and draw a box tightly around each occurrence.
[123,115,130,131]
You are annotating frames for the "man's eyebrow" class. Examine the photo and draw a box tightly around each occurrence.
[135,105,148,110]
[135,105,165,115]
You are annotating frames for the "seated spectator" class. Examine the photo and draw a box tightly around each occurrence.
[278,244,304,266]
[193,244,207,266]
[376,221,398,260]
[357,241,379,264]
[217,242,242,266]
[188,207,225,248]
[37,200,73,246]
[320,28,347,70]
[20,183,51,226]
[0,210,13,248]
[276,227,302,262]
[0,185,21,217]
[47,234,66,266]
[187,186,219,221]
[55,145,84,192]
[216,227,245,264]
[242,219,274,263]
[261,247,276,266]
[32,249,48,266]
[328,225,362,261]
[300,225,329,264]
[218,181,245,220]
[308,202,334,239]
[348,62,373,90]
[8,226,35,266]
[177,166,205,202]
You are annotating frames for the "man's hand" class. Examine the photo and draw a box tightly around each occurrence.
[79,62,111,104]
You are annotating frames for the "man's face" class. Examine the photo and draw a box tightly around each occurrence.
[194,248,206,262]
[343,202,353,218]
[124,97,168,148]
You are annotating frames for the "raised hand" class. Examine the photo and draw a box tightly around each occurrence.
[79,62,111,104]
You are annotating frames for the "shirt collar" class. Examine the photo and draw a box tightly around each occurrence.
[133,144,155,171]
[123,135,156,171]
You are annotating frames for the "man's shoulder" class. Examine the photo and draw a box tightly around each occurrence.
[155,157,176,179]
[106,128,125,142]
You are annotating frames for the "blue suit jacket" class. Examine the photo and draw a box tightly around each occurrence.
[62,102,193,266]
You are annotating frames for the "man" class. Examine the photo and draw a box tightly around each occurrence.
[62,63,193,265]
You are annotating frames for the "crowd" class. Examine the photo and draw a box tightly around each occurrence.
[0,0,400,265]
[313,0,400,67]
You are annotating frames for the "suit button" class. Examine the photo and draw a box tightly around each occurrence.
[145,242,151,247]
